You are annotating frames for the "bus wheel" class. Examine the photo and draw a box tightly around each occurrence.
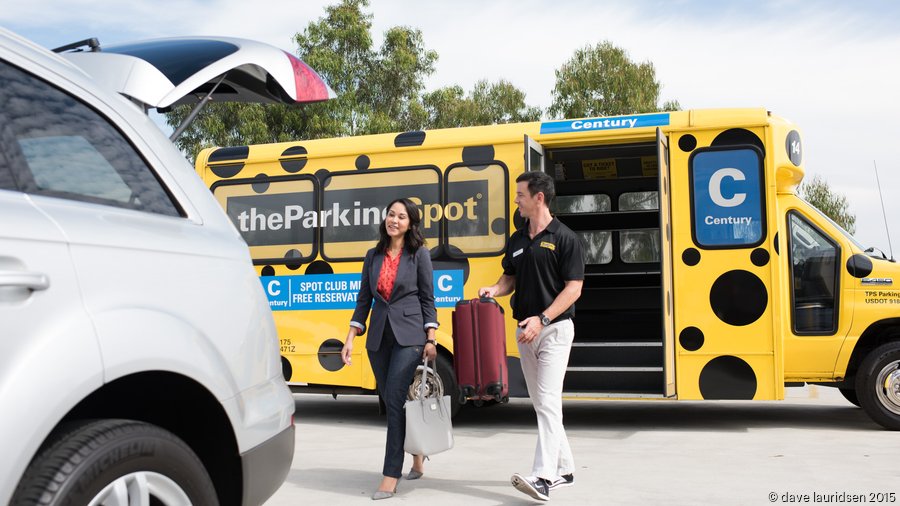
[855,341,900,430]
[408,355,461,418]
[838,387,860,407]
[435,354,462,419]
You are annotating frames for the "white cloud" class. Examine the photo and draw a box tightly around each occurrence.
[4,0,898,252]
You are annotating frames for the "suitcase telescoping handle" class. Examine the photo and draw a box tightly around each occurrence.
[459,297,504,314]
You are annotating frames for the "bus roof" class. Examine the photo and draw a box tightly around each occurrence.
[198,107,784,166]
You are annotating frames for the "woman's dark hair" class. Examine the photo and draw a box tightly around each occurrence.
[375,198,426,255]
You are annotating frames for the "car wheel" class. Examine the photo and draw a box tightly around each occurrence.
[12,419,219,506]
[838,387,860,407]
[855,342,900,430]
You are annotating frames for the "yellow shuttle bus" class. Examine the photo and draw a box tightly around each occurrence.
[196,108,900,429]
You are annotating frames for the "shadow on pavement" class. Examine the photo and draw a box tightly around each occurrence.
[294,393,879,434]
[282,467,538,505]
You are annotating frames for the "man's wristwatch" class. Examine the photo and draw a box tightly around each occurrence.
[425,338,437,346]
[539,313,551,326]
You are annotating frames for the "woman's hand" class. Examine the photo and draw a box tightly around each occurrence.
[342,327,358,366]
[423,341,437,361]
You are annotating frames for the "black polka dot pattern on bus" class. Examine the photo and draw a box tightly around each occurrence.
[252,174,269,193]
[318,339,345,372]
[461,145,495,165]
[279,145,308,173]
[285,250,304,270]
[750,248,770,267]
[709,270,768,326]
[316,169,331,188]
[261,265,275,277]
[678,134,697,152]
[355,155,370,170]
[679,327,704,351]
[711,128,765,154]
[846,254,873,278]
[395,131,426,147]
[699,355,757,400]
[281,356,292,381]
[305,260,334,275]
[208,146,249,178]
[682,248,701,266]
[513,210,525,231]
[491,218,506,236]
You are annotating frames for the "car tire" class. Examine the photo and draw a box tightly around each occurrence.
[12,419,219,506]
[855,341,900,430]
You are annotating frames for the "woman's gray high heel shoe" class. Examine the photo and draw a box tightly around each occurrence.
[372,486,397,500]
[406,455,428,480]
[371,490,395,500]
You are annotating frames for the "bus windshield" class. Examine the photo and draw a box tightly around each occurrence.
[797,196,867,252]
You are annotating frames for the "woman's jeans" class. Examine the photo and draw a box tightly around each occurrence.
[368,322,423,478]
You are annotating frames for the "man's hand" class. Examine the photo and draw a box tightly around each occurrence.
[479,286,498,298]
[517,316,543,344]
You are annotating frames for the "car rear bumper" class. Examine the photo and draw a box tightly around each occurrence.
[241,422,294,505]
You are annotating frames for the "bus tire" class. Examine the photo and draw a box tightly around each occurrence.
[12,419,218,506]
[436,354,462,419]
[855,341,900,430]
[838,387,860,407]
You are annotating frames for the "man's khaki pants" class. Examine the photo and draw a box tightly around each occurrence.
[516,319,575,480]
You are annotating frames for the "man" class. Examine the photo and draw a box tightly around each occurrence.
[480,170,584,501]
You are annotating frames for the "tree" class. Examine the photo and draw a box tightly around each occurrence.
[165,0,438,159]
[799,174,857,234]
[422,79,541,129]
[548,41,679,119]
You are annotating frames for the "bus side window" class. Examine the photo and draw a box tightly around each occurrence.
[788,212,839,334]
[445,163,508,256]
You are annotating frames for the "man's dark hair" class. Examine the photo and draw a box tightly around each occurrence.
[516,171,555,206]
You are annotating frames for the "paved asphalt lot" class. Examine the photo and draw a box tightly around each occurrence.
[266,386,898,505]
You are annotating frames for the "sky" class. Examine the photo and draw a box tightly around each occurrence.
[3,0,900,254]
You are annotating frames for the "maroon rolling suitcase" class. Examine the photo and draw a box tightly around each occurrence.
[452,297,509,405]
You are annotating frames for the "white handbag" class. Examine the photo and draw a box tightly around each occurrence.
[404,358,454,456]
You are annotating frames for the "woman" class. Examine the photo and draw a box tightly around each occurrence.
[341,198,439,500]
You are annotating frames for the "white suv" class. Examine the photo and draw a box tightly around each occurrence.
[0,28,294,505]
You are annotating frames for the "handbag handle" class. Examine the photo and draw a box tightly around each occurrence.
[414,357,449,422]
[417,357,433,400]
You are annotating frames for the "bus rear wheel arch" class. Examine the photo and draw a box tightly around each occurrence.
[855,341,900,430]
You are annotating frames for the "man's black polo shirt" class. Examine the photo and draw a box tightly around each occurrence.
[502,217,585,322]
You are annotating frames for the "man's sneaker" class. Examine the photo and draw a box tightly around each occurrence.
[511,473,550,501]
[549,473,574,490]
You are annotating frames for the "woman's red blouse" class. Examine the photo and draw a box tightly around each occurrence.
[376,250,401,301]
